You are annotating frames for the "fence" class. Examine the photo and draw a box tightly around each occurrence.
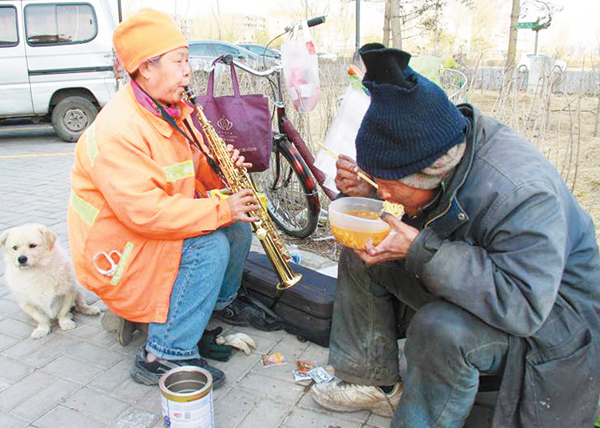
[469,67,600,95]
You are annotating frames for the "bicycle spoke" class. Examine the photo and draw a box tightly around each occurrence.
[252,144,319,237]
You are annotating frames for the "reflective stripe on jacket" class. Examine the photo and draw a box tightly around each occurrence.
[68,83,231,323]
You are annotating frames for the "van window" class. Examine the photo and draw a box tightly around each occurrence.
[0,6,18,47]
[25,3,97,46]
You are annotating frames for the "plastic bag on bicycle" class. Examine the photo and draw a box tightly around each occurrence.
[281,22,320,113]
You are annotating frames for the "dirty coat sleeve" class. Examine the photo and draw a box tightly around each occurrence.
[405,182,567,337]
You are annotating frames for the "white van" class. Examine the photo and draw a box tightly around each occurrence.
[0,0,118,141]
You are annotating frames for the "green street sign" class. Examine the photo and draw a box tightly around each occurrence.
[517,22,536,29]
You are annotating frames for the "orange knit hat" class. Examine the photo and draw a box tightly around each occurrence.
[113,9,188,74]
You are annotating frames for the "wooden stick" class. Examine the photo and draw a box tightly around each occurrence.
[315,141,379,189]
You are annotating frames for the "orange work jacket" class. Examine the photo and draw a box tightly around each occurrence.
[67,83,231,323]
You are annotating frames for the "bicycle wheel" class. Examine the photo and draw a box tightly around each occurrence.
[252,136,320,238]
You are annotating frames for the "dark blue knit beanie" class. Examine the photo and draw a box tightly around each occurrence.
[355,43,468,180]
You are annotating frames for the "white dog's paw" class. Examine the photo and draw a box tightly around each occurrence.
[58,318,76,331]
[31,326,50,339]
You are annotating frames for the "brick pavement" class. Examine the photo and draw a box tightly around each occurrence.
[0,126,392,428]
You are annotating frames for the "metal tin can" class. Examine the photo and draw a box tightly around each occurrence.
[158,366,214,428]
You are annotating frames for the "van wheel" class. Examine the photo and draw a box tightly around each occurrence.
[51,96,98,142]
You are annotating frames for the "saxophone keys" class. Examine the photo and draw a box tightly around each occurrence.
[256,228,267,240]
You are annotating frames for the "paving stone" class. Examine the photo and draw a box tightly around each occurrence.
[0,300,21,315]
[0,371,56,412]
[88,358,132,393]
[108,333,145,355]
[63,323,103,339]
[10,379,80,421]
[0,332,20,351]
[0,317,31,340]
[32,405,105,428]
[366,413,394,428]
[0,412,28,428]
[238,398,292,428]
[212,352,261,402]
[113,407,158,428]
[237,372,305,402]
[113,377,155,403]
[88,329,118,348]
[0,285,12,298]
[214,386,262,428]
[21,335,82,368]
[67,342,125,369]
[41,355,105,384]
[1,332,54,361]
[62,386,130,421]
[283,407,364,427]
[6,310,34,324]
[0,355,35,383]
[135,386,162,412]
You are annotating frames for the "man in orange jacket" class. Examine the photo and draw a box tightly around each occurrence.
[68,9,265,387]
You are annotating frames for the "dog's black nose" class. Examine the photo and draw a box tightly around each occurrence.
[18,255,28,265]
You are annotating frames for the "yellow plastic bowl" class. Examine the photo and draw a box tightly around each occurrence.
[328,197,390,250]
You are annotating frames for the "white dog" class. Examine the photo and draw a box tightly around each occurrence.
[0,223,100,338]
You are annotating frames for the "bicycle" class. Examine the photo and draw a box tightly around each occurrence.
[213,16,337,239]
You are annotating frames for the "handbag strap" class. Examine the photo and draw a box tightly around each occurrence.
[206,58,241,99]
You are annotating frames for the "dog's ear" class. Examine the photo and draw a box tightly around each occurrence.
[39,225,57,250]
[0,228,10,249]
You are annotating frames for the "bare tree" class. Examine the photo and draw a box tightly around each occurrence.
[504,0,520,89]
[390,0,402,49]
[383,0,391,46]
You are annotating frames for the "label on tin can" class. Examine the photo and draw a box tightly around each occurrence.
[161,390,214,428]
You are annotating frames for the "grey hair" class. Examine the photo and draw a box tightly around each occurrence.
[128,54,163,79]
[146,54,163,65]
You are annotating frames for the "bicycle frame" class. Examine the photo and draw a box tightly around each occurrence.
[276,107,337,200]
[219,55,336,201]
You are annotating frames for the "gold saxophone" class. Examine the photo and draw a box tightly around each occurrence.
[184,86,302,290]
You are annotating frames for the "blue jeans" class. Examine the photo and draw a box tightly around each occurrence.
[329,248,509,428]
[146,222,252,360]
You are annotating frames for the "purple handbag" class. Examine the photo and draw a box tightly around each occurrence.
[197,61,272,172]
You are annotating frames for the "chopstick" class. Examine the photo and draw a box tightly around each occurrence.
[356,171,378,189]
[315,141,379,190]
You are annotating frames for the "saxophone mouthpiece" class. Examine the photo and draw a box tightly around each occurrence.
[184,86,197,104]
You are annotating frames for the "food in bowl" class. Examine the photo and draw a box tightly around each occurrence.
[382,201,404,217]
[328,197,391,250]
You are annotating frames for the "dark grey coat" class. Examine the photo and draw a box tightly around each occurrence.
[405,105,600,427]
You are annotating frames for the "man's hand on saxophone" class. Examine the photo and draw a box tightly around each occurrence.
[227,144,253,170]
[226,144,260,223]
[227,190,260,223]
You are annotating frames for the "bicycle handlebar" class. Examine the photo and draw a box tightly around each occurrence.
[219,54,281,77]
[307,16,326,28]
[284,15,326,32]
[213,16,327,77]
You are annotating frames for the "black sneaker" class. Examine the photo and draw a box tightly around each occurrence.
[212,293,284,331]
[131,345,225,388]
